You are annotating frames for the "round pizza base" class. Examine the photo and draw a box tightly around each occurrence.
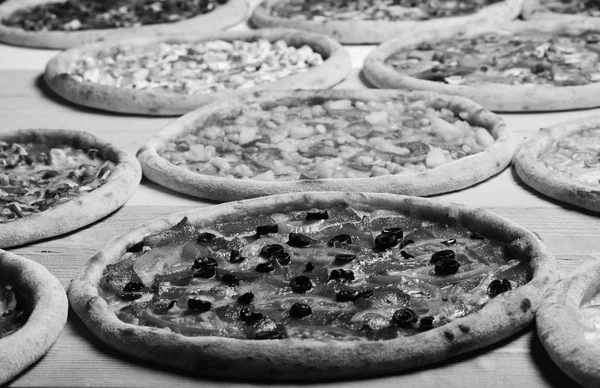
[250,0,523,44]
[44,28,352,116]
[0,129,142,248]
[513,115,600,213]
[0,0,249,49]
[0,249,68,385]
[136,89,516,201]
[69,191,557,381]
[537,259,600,388]
[363,20,600,112]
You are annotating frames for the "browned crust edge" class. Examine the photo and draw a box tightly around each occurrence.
[135,89,516,201]
[536,258,600,388]
[43,28,352,116]
[362,20,600,112]
[68,191,558,381]
[0,0,249,49]
[521,0,599,21]
[250,0,523,44]
[0,249,68,385]
[0,129,142,248]
[513,115,600,213]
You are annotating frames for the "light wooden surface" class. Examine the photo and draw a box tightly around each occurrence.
[1,11,600,388]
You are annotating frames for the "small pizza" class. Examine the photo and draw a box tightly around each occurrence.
[250,0,523,44]
[68,192,557,380]
[0,0,248,49]
[522,0,600,21]
[0,129,141,248]
[0,249,68,385]
[363,20,600,111]
[536,259,600,388]
[513,115,600,213]
[136,89,515,201]
[44,29,351,115]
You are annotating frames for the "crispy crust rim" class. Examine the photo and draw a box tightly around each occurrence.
[0,129,142,248]
[68,191,558,381]
[0,249,68,385]
[0,0,249,49]
[43,28,352,116]
[362,20,600,112]
[537,258,600,388]
[136,89,516,201]
[513,115,600,213]
[250,0,523,44]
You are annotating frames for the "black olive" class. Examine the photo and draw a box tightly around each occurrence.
[328,234,352,247]
[306,210,328,220]
[273,252,291,266]
[193,257,218,268]
[487,279,512,297]
[199,0,216,13]
[260,244,284,258]
[193,267,216,279]
[188,298,212,312]
[359,289,374,299]
[419,316,434,330]
[400,239,415,249]
[431,249,455,264]
[392,308,418,328]
[123,281,144,292]
[305,262,315,272]
[254,330,283,340]
[434,258,461,275]
[441,239,457,246]
[287,233,311,247]
[400,250,414,259]
[382,227,403,240]
[240,307,263,323]
[230,249,245,263]
[221,273,240,286]
[126,241,144,253]
[237,292,254,304]
[117,292,142,301]
[256,224,278,237]
[289,276,312,293]
[329,269,355,281]
[374,233,399,251]
[334,253,356,263]
[289,302,312,318]
[197,232,216,243]
[255,262,276,273]
[469,231,485,240]
[335,290,359,302]
[167,300,177,310]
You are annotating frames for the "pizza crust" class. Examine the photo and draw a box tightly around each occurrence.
[68,191,558,381]
[363,20,600,112]
[250,0,523,44]
[43,28,352,116]
[536,259,600,388]
[0,249,68,385]
[0,0,248,49]
[136,89,516,201]
[0,129,142,248]
[513,115,600,213]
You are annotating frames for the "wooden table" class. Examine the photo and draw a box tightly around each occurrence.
[2,13,600,388]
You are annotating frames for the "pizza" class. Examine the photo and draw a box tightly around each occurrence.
[0,249,68,385]
[250,0,523,44]
[0,0,248,49]
[513,115,600,213]
[363,20,600,111]
[536,258,600,388]
[136,89,515,201]
[522,0,600,20]
[68,191,557,380]
[0,128,141,248]
[44,29,351,115]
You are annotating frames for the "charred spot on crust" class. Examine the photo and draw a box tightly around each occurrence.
[458,325,470,334]
[121,328,137,337]
[444,331,455,341]
[85,297,98,311]
[520,298,532,313]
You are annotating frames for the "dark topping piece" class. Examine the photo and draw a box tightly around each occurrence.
[188,298,212,312]
[306,210,329,220]
[260,244,284,258]
[256,224,278,237]
[400,239,415,249]
[392,308,418,328]
[469,231,486,240]
[123,281,144,292]
[197,232,217,243]
[359,289,374,299]
[334,253,356,263]
[229,249,245,263]
[305,262,315,272]
[289,276,312,293]
[374,233,399,251]
[289,302,312,318]
[126,241,144,253]
[382,227,403,240]
[434,258,461,275]
[143,217,197,248]
[487,279,512,298]
[240,307,263,324]
[273,252,291,266]
[335,290,359,302]
[221,273,240,286]
[441,239,457,246]
[400,250,414,259]
[255,262,276,273]
[287,233,311,247]
[237,292,254,305]
[193,257,218,268]
[328,234,352,247]
[254,330,283,340]
[420,316,434,330]
[329,269,355,281]
[193,267,216,279]
[431,249,456,264]
[167,300,177,310]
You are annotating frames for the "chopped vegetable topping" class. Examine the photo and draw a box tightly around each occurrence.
[0,285,27,338]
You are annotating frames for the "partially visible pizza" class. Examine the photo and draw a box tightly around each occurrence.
[0,129,141,248]
[522,0,600,20]
[0,249,68,385]
[44,29,352,115]
[363,20,600,111]
[251,0,523,44]
[513,115,600,213]
[0,0,248,49]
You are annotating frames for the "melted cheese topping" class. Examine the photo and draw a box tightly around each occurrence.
[0,284,25,339]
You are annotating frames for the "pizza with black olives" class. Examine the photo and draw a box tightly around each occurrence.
[0,129,141,248]
[68,192,557,381]
[0,0,248,49]
[0,249,68,385]
[363,20,600,111]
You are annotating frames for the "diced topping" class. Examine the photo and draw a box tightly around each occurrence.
[238,292,254,304]
[123,281,145,292]
[287,233,311,247]
[240,307,263,324]
[434,258,461,275]
[260,244,284,258]
[305,262,315,272]
[197,232,217,243]
[230,249,245,263]
[221,273,239,286]
[256,224,278,237]
[188,298,212,312]
[431,249,456,264]
[289,276,312,293]
[487,279,512,297]
[334,253,356,264]
[329,269,355,282]
[256,262,276,273]
[289,302,312,318]
[374,233,399,251]
[419,316,435,330]
[0,285,27,339]
[306,210,328,220]
[392,308,418,328]
[329,234,352,247]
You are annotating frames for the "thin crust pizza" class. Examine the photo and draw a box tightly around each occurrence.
[0,129,142,248]
[522,0,600,21]
[0,249,68,385]
[44,29,352,116]
[68,191,557,381]
[513,115,600,213]
[363,20,600,112]
[0,0,248,49]
[537,258,600,388]
[250,0,523,44]
[136,89,515,201]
